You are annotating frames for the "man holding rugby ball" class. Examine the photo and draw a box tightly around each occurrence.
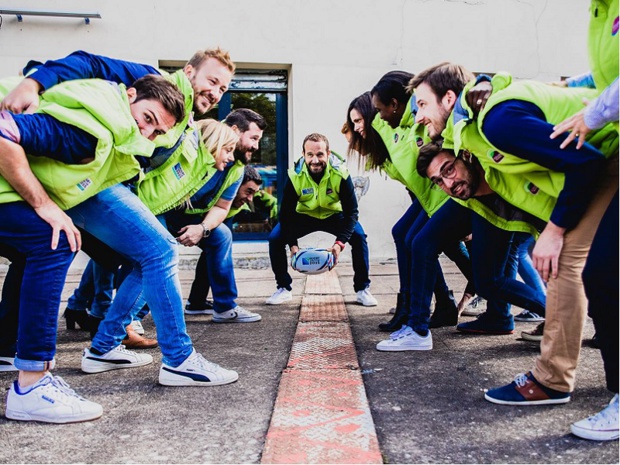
[266,133,377,307]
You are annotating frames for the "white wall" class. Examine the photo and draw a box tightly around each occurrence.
[0,0,591,261]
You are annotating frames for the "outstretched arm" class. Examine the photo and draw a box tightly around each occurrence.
[1,50,159,114]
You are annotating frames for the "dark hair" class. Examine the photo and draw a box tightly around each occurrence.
[131,74,186,125]
[346,92,390,170]
[370,70,415,106]
[407,62,474,103]
[224,108,267,132]
[242,164,263,185]
[416,139,455,177]
[302,133,330,153]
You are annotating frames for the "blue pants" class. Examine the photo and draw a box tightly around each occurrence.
[407,199,546,333]
[67,259,115,319]
[163,210,238,313]
[393,200,475,302]
[0,202,75,371]
[268,212,370,292]
[67,184,193,367]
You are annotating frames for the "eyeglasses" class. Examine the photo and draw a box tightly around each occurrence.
[430,159,458,187]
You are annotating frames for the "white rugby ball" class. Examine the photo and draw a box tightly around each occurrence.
[291,248,334,275]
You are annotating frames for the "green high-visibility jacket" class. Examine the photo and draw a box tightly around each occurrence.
[446,74,618,235]
[288,151,349,219]
[0,76,153,209]
[371,96,448,216]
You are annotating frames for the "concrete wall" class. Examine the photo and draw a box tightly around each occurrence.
[0,0,591,262]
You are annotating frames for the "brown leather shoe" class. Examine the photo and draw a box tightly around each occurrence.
[122,325,158,349]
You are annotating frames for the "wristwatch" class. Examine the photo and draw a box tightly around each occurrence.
[200,223,211,238]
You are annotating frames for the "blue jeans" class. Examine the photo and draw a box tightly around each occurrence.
[268,212,370,292]
[0,202,75,371]
[407,199,546,332]
[162,210,238,313]
[508,234,546,300]
[67,259,115,319]
[393,201,474,301]
[67,184,193,367]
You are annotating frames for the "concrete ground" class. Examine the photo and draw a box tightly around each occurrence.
[0,258,617,464]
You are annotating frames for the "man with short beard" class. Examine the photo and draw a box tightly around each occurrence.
[265,133,377,307]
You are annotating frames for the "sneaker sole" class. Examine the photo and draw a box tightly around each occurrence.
[81,355,153,374]
[484,393,570,405]
[184,309,215,315]
[460,310,484,316]
[357,300,378,307]
[521,335,543,343]
[514,317,545,322]
[376,343,432,352]
[570,424,620,441]
[212,316,262,323]
[265,298,292,305]
[159,368,239,386]
[5,407,103,424]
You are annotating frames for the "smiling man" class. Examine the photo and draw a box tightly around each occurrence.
[266,133,377,307]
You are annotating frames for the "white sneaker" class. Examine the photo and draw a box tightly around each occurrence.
[376,325,433,351]
[130,319,145,335]
[81,345,153,374]
[356,288,378,307]
[212,306,262,323]
[0,356,17,372]
[159,349,239,386]
[5,373,103,424]
[266,288,292,305]
[461,295,486,316]
[571,394,619,441]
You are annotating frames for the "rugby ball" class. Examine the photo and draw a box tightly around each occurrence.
[291,248,334,275]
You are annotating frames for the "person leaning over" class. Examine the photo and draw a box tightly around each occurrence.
[0,73,185,423]
[418,68,618,408]
[185,165,264,313]
[266,133,377,307]
[1,48,244,388]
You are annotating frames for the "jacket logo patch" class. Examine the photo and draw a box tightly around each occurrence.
[326,188,333,195]
[526,182,539,194]
[416,137,423,147]
[393,133,399,143]
[613,16,619,36]
[489,150,504,163]
[301,187,314,195]
[172,163,185,180]
[77,179,92,191]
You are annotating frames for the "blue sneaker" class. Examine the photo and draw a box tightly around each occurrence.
[485,372,571,405]
[457,312,514,335]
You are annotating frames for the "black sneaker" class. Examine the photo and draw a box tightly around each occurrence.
[184,300,214,315]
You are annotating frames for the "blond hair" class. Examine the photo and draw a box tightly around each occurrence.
[181,119,239,210]
[186,47,236,74]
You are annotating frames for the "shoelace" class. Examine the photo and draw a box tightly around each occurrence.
[191,353,221,372]
[390,325,410,340]
[586,397,619,426]
[115,345,136,355]
[46,375,84,400]
[513,373,529,388]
